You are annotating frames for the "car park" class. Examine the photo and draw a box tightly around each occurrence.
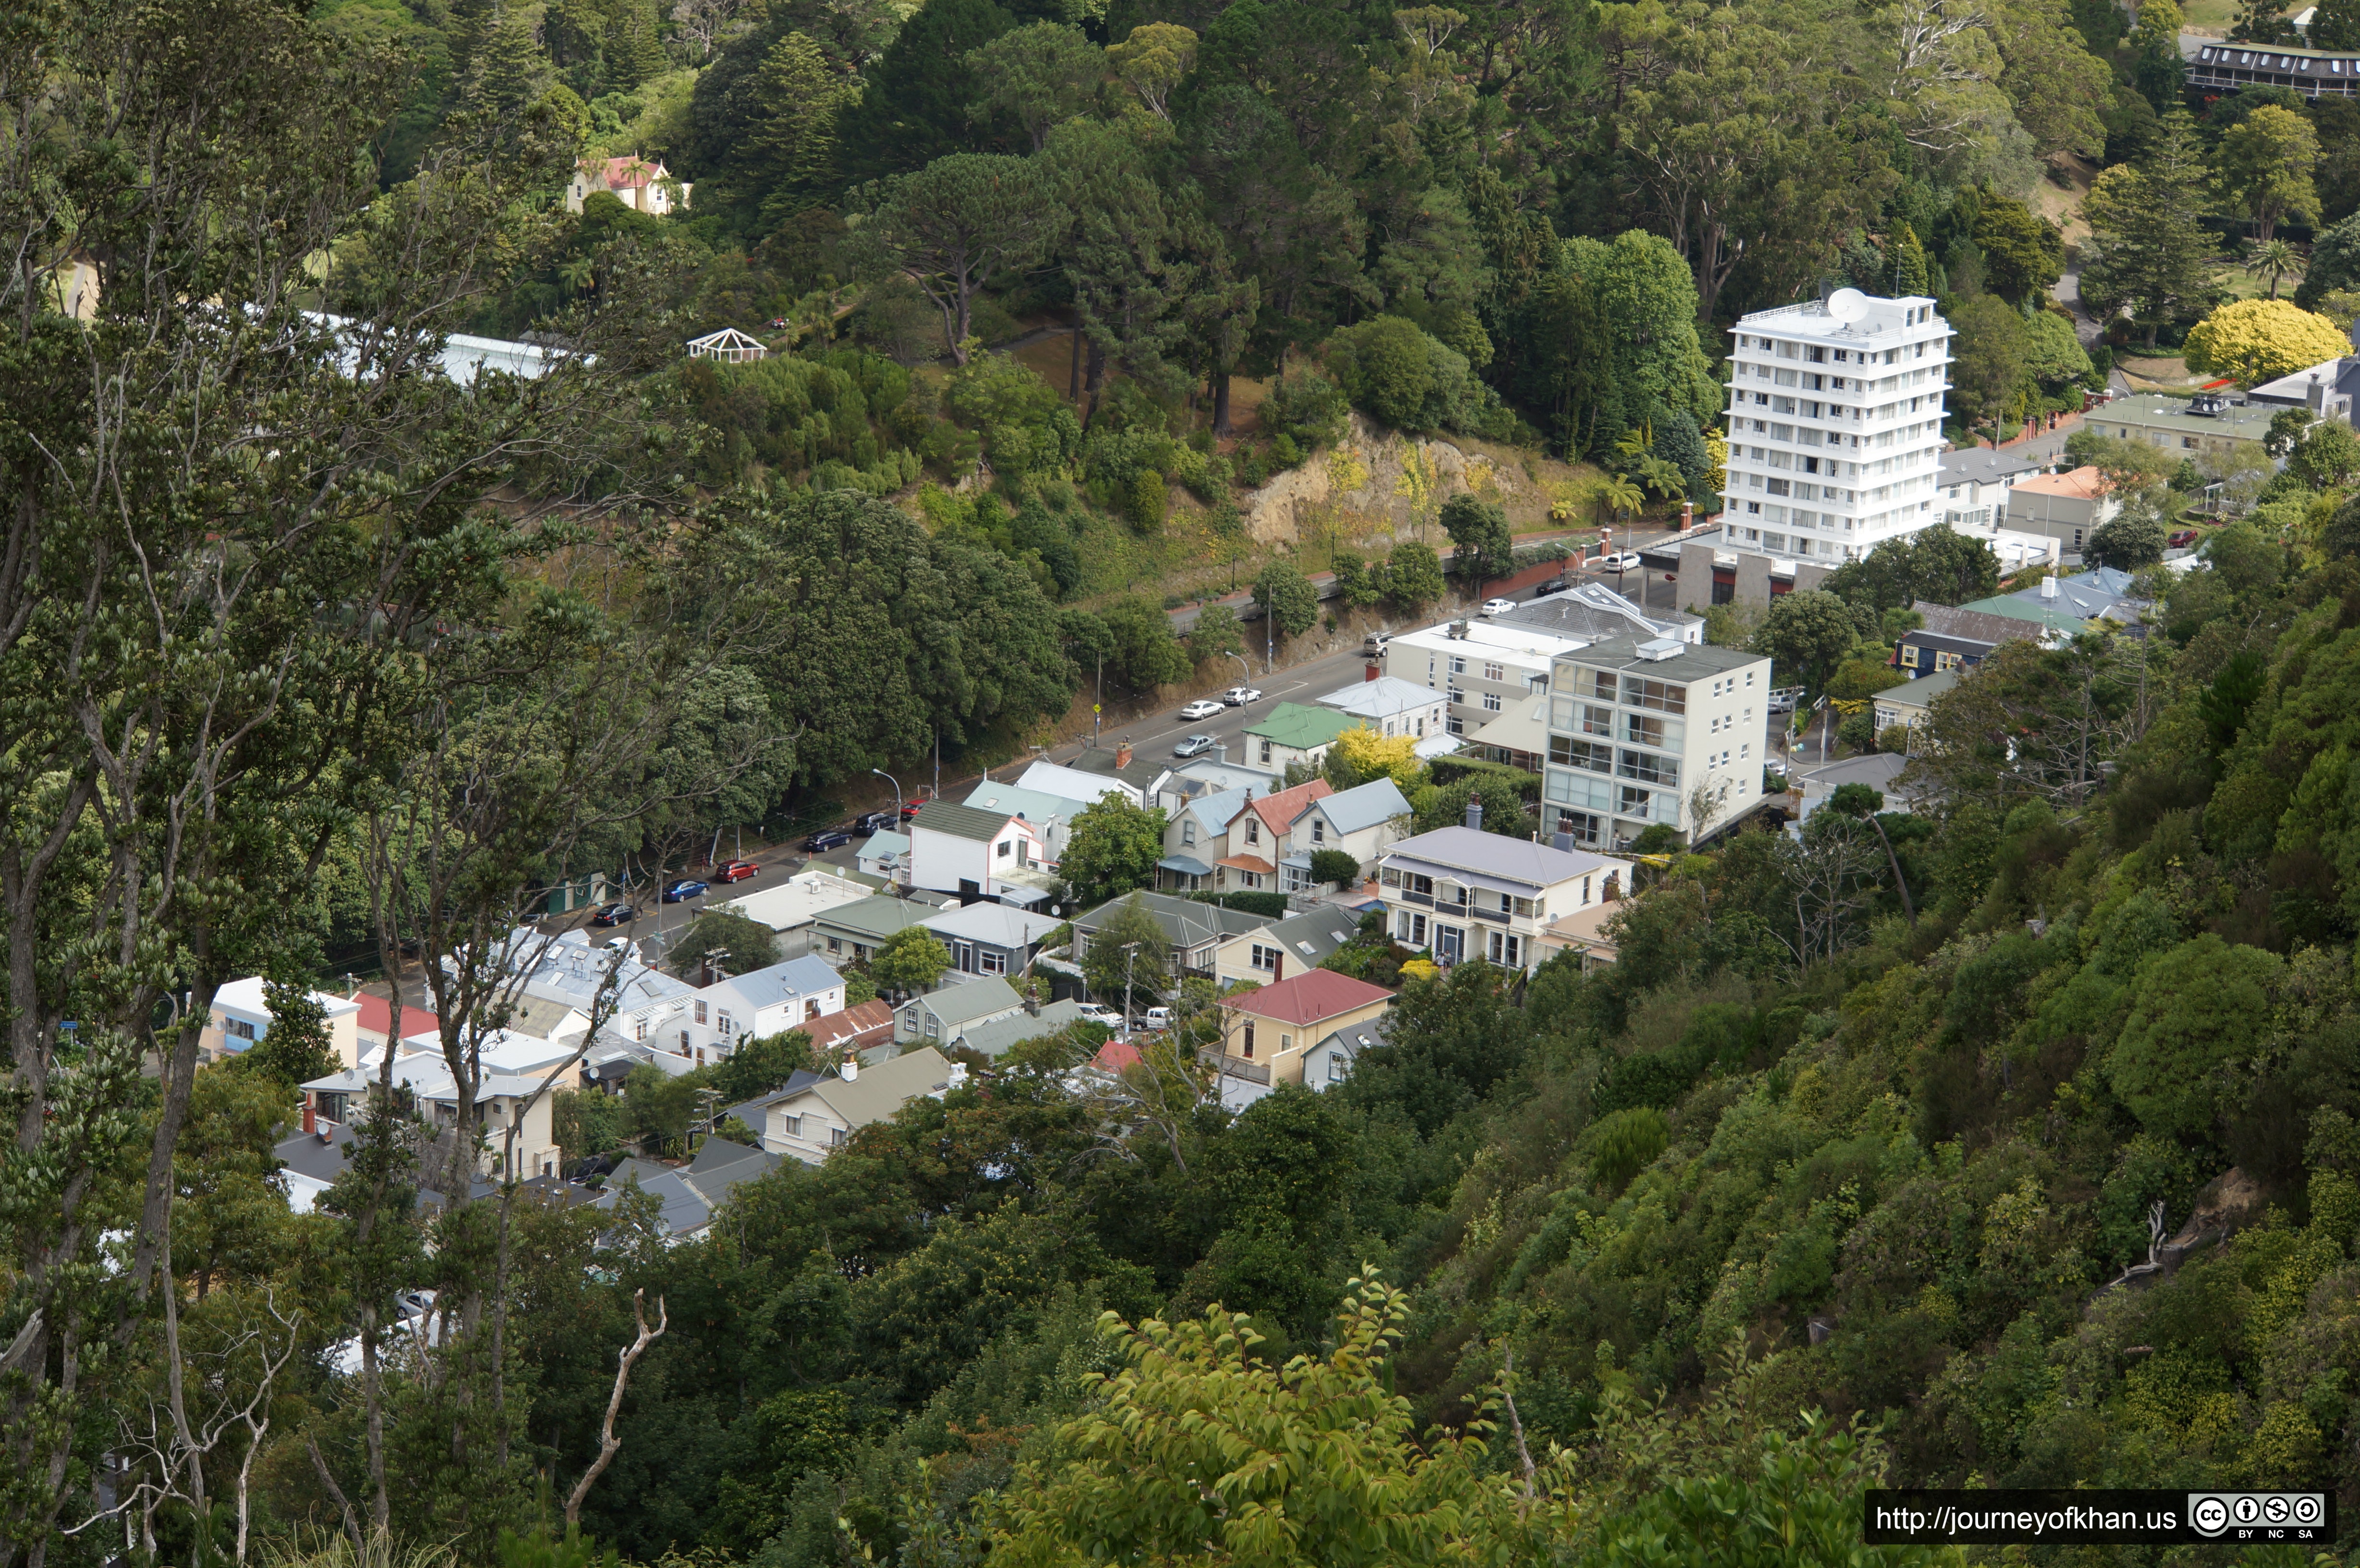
[1172,734,1218,758]
[803,827,852,852]
[1221,685,1263,705]
[1179,698,1225,720]
[588,902,633,927]
[1480,597,1517,616]
[715,859,760,883]
[662,878,709,902]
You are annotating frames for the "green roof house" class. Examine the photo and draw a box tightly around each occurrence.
[1242,702,1360,773]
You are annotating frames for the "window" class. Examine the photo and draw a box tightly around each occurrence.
[1487,931,1523,968]
[826,935,841,954]
[1571,667,1616,702]
[981,950,1008,975]
[1623,676,1686,715]
[1245,818,1260,845]
[717,1011,733,1037]
[1327,1052,1345,1084]
[1280,1034,1293,1053]
[1617,749,1680,787]
[805,999,821,1020]
[1182,820,1196,845]
[694,1001,708,1024]
[1622,711,1682,748]
[1620,785,1654,817]
[1259,739,1273,764]
[633,1018,648,1041]
[224,1017,257,1041]
[679,1030,691,1054]
[1447,687,1466,706]
[1483,691,1503,712]
[926,1015,940,1039]
[1251,943,1281,972]
[903,1006,921,1032]
[781,1114,802,1139]
[1241,1020,1255,1057]
[1482,661,1504,681]
[1311,818,1325,843]
[1447,716,1465,735]
[1449,655,1466,674]
[997,838,1012,858]
[830,1127,848,1149]
[1394,909,1412,940]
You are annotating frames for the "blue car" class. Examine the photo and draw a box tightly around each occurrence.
[662,879,708,903]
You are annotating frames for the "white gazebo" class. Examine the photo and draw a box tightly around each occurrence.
[686,327,768,363]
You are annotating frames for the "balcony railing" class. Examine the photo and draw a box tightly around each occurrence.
[1210,1054,1272,1085]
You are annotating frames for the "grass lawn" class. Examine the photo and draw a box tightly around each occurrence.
[2180,0,2236,28]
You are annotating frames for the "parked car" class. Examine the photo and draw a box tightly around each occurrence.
[1075,1003,1121,1027]
[1480,597,1517,616]
[1142,1006,1173,1029]
[1767,692,1798,715]
[715,859,760,883]
[1172,734,1219,758]
[803,827,852,852]
[1532,577,1568,597]
[1362,631,1392,652]
[588,902,633,927]
[1598,551,1645,572]
[662,878,709,902]
[854,810,897,834]
[2168,528,2200,549]
[1221,685,1263,705]
[899,799,926,821]
[1179,698,1225,720]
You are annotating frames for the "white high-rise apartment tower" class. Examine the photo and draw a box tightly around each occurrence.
[1720,289,1951,563]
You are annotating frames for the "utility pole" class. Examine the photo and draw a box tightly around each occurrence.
[1122,942,1138,1036]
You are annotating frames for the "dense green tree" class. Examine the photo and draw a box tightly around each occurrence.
[1082,893,1170,1013]
[1253,560,1319,638]
[671,907,783,979]
[1971,196,2066,306]
[871,926,953,997]
[1822,530,2002,612]
[246,983,341,1090]
[1189,604,1245,664]
[970,23,1105,151]
[1099,596,1193,692]
[1754,590,1860,697]
[1384,541,1447,614]
[1885,222,1930,296]
[831,0,1019,184]
[2084,505,2167,570]
[1947,294,2031,448]
[853,152,1060,362]
[2219,105,2323,242]
[2109,936,2284,1139]
[1439,494,1515,586]
[2081,110,2219,348]
[712,1029,816,1103]
[1063,797,1170,907]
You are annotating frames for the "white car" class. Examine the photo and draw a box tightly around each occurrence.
[1598,551,1645,573]
[1480,598,1517,616]
[1142,1006,1173,1029]
[1222,686,1264,705]
[1179,698,1225,721]
[1172,734,1219,758]
[1075,1003,1121,1028]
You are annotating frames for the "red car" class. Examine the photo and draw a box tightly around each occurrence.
[899,800,925,821]
[2168,528,2199,549]
[715,859,760,883]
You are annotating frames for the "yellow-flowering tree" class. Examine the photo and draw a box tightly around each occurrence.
[2183,298,2349,387]
[1331,724,1425,790]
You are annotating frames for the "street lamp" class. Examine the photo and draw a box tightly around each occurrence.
[1228,651,1251,697]
[871,767,902,828]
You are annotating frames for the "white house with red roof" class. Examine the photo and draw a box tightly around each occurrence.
[566,155,689,216]
[1217,968,1395,1088]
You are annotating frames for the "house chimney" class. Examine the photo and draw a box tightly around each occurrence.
[1465,798,1484,832]
[1211,743,1227,763]
[2040,575,2058,600]
[302,1097,316,1137]
[1552,830,1573,852]
[840,1053,859,1082]
[1364,661,1380,682]
[1602,871,1621,902]
[1116,740,1133,769]
[1681,501,1694,530]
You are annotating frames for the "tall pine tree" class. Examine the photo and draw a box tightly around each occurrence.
[1886,222,1930,297]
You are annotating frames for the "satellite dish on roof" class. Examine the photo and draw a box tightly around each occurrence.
[1826,288,1869,324]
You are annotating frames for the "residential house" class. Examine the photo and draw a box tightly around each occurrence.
[301,1030,578,1181]
[961,780,1090,865]
[348,992,440,1063]
[1791,751,1932,827]
[2004,466,2120,557]
[1212,907,1365,987]
[1385,620,1584,739]
[673,954,848,1066]
[1497,581,1702,643]
[1278,777,1414,890]
[1202,777,1332,893]
[1544,637,1777,848]
[1072,892,1273,978]
[565,155,688,215]
[800,998,896,1058]
[1317,674,1451,742]
[1241,703,1358,774]
[715,868,876,954]
[1894,600,2043,676]
[811,894,933,966]
[857,831,909,882]
[1157,758,1280,807]
[1158,786,1251,892]
[1469,695,1550,772]
[1013,758,1144,809]
[906,802,1051,903]
[2247,351,2360,418]
[1937,443,2047,530]
[1872,669,1962,735]
[955,999,1090,1057]
[723,1047,959,1163]
[1217,970,1396,1088]
[1968,566,2146,626]
[1064,739,1173,798]
[466,927,698,1051]
[894,976,1026,1049]
[1378,819,1628,972]
[918,899,1066,978]
[2092,391,2279,458]
[1533,901,1624,973]
[202,977,364,1067]
[1302,1017,1388,1091]
[589,1137,782,1241]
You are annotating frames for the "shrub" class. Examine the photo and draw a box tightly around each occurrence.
[1262,370,1348,449]
[1127,471,1169,530]
[1186,890,1290,918]
[1325,316,1460,430]
[1308,848,1362,887]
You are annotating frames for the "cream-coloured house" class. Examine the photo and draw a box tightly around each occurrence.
[204,977,362,1068]
[1217,970,1396,1087]
[1199,778,1332,892]
[566,155,689,215]
[1278,777,1413,891]
[729,1047,960,1163]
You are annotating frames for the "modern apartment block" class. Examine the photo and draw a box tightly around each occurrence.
[1542,636,1776,849]
[1384,619,1588,738]
[1721,290,1951,564]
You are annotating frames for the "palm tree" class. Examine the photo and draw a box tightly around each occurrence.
[1599,474,1646,523]
[2247,238,2304,300]
[556,255,596,299]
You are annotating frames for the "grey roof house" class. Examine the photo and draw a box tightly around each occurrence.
[895,975,1026,1047]
[590,1137,784,1241]
[1072,891,1272,976]
[918,900,1066,979]
[955,998,1091,1057]
[811,894,933,966]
